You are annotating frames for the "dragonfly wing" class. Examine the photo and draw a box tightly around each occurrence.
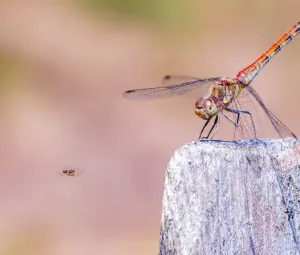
[161,74,203,86]
[246,86,297,139]
[230,87,265,140]
[123,76,221,100]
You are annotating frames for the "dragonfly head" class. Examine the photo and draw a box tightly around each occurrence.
[195,97,218,120]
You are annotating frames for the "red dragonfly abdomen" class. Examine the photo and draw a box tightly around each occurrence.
[237,22,300,85]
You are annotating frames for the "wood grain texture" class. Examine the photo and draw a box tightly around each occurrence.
[159,138,300,255]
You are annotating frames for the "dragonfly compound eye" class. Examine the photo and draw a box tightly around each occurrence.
[203,99,212,109]
[203,99,218,117]
[195,97,210,120]
[195,97,204,108]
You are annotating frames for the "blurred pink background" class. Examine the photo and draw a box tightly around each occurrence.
[0,1,299,254]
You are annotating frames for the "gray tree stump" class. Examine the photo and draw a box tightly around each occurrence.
[159,138,300,255]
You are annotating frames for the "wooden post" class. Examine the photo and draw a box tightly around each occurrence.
[159,138,300,254]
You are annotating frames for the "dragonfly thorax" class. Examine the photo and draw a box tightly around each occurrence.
[210,83,226,100]
[195,97,219,120]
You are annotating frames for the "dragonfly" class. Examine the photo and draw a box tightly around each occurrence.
[123,22,300,141]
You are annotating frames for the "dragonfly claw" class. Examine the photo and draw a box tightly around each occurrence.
[200,136,210,140]
[253,138,267,146]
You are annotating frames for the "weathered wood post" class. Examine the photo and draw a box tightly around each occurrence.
[159,138,300,254]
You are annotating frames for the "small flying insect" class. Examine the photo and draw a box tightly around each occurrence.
[61,168,82,177]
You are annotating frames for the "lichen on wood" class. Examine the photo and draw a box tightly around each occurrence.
[160,138,300,255]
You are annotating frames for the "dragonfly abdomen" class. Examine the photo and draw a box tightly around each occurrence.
[237,21,300,85]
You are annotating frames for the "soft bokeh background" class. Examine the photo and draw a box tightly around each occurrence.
[0,1,300,254]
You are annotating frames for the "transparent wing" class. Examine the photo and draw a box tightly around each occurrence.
[161,75,202,86]
[230,87,265,140]
[246,86,300,163]
[123,75,221,100]
[246,86,297,139]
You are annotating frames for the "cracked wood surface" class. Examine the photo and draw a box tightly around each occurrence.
[159,138,300,255]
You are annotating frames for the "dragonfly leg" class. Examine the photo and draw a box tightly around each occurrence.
[224,108,257,139]
[221,111,239,139]
[198,118,211,140]
[199,115,219,140]
[208,114,220,140]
